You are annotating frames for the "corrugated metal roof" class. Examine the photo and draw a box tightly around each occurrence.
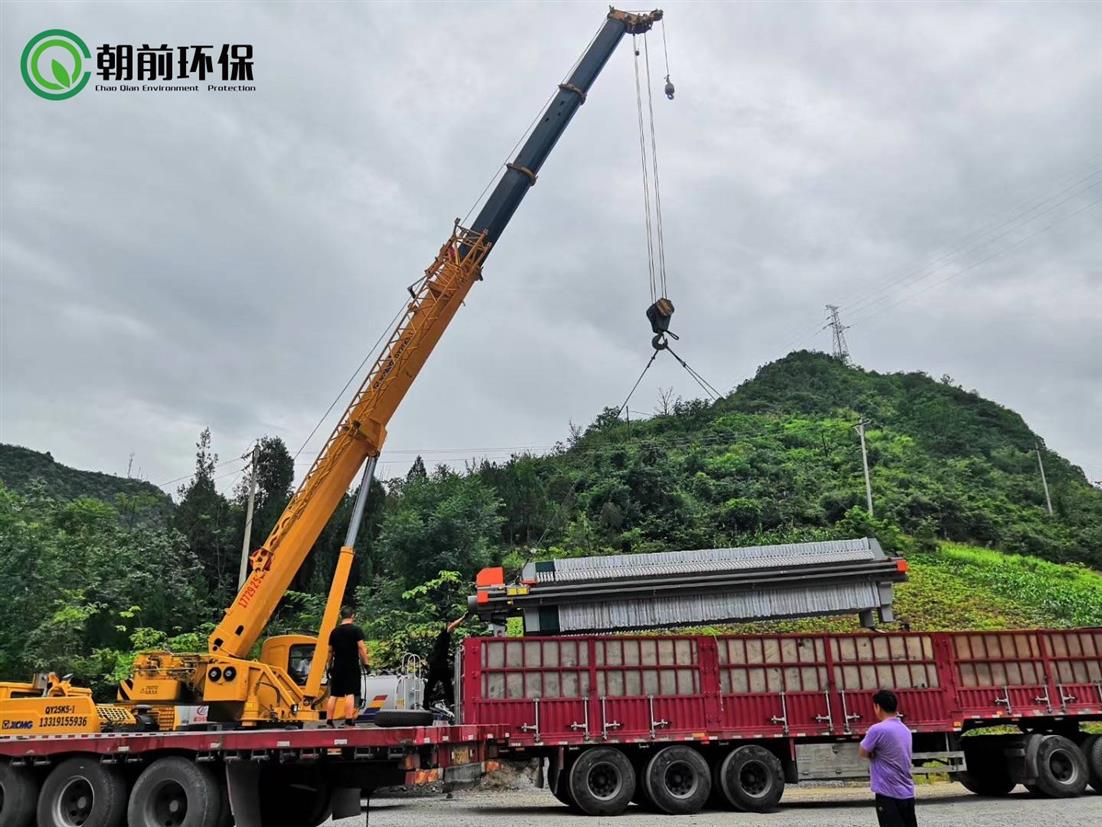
[522,538,884,584]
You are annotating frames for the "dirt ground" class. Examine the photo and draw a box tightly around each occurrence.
[331,783,1102,826]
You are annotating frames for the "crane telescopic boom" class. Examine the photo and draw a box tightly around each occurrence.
[146,7,666,724]
[211,6,663,663]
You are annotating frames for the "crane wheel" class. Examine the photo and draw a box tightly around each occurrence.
[642,745,711,815]
[36,757,126,827]
[567,747,635,817]
[0,762,39,827]
[127,757,222,827]
[714,744,785,812]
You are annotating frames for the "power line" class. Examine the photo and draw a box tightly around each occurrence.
[774,163,1102,358]
[292,298,408,462]
[843,177,1102,322]
[155,454,247,489]
[847,193,1102,327]
[837,165,1102,316]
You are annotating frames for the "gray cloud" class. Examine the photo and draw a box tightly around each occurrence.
[2,0,1099,492]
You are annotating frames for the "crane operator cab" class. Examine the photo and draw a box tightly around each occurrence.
[261,635,431,726]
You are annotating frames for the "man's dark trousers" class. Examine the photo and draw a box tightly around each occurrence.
[875,793,917,827]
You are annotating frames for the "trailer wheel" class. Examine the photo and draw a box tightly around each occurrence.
[0,762,39,827]
[36,757,126,827]
[1028,735,1087,798]
[567,747,635,817]
[958,770,1015,797]
[641,746,710,815]
[715,745,784,812]
[549,756,579,811]
[258,767,331,827]
[127,757,222,827]
[1082,735,1102,793]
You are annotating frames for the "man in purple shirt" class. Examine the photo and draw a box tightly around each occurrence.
[859,689,917,827]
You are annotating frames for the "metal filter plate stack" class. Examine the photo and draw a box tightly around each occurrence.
[470,538,907,634]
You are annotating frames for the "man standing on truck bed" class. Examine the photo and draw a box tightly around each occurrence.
[859,689,917,827]
[326,606,370,727]
[425,613,466,708]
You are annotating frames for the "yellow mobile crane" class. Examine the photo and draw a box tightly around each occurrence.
[0,7,665,734]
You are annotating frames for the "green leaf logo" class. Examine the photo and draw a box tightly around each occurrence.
[51,58,71,88]
[21,30,91,100]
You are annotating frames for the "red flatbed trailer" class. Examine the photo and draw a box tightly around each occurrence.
[458,627,1102,815]
[3,628,1101,824]
[0,723,503,827]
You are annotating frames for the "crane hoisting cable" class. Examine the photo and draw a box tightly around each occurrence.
[617,24,726,416]
[632,25,678,351]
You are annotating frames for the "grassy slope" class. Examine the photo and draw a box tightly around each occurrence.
[716,542,1102,637]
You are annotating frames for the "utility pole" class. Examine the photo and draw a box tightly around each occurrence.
[126,452,134,478]
[826,305,851,365]
[237,442,260,589]
[1036,442,1053,516]
[855,419,873,516]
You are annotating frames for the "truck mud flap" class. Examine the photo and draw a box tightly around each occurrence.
[331,787,361,819]
[225,763,262,827]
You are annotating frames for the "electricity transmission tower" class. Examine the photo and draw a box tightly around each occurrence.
[826,305,851,364]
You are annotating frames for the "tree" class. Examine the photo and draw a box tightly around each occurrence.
[377,468,503,587]
[233,436,294,548]
[406,455,427,482]
[655,386,677,417]
[174,428,235,603]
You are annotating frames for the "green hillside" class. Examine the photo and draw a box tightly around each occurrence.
[0,443,171,511]
[474,351,1101,569]
[722,543,1102,636]
[2,351,1100,693]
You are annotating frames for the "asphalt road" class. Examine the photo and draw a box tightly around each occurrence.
[332,783,1102,826]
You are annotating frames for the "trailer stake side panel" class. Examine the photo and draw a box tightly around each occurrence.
[462,628,1102,748]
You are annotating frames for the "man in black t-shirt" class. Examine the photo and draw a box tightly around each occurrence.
[425,613,466,708]
[326,606,369,727]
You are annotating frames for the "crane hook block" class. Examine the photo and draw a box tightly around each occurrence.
[664,75,675,100]
[646,297,675,335]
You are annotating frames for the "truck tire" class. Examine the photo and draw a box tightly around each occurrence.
[715,744,785,812]
[1081,735,1102,792]
[549,756,579,811]
[373,709,434,728]
[957,770,1015,796]
[127,757,222,827]
[1028,735,1088,798]
[259,767,331,827]
[0,762,39,827]
[641,746,711,815]
[567,747,635,817]
[551,776,579,810]
[37,757,127,827]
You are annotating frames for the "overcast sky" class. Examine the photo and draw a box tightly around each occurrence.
[2,0,1100,496]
